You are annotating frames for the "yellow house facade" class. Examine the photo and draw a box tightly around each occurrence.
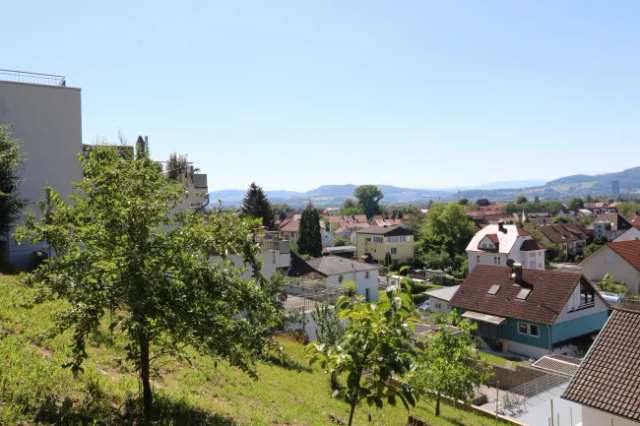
[356,226,414,266]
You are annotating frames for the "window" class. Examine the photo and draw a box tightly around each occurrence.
[435,303,442,310]
[338,275,343,283]
[390,247,397,255]
[373,236,383,243]
[518,322,540,338]
[515,288,531,300]
[365,288,370,302]
[365,271,369,279]
[579,281,595,308]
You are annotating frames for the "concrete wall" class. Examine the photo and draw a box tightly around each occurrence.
[0,81,83,268]
[582,406,639,426]
[581,247,640,294]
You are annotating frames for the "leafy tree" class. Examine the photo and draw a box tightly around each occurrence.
[413,311,491,416]
[241,182,276,230]
[166,152,189,182]
[598,273,628,295]
[551,215,571,224]
[311,303,344,347]
[16,146,283,422]
[567,197,584,211]
[340,198,363,216]
[298,203,322,257]
[0,125,24,256]
[458,198,468,206]
[307,282,417,426]
[418,203,475,275]
[516,195,528,205]
[354,185,384,219]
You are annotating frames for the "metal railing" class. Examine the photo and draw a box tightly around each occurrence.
[0,69,66,86]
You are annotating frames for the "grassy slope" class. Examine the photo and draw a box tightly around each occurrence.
[0,274,510,425]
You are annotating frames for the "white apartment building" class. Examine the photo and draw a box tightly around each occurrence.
[466,222,546,272]
[0,70,83,269]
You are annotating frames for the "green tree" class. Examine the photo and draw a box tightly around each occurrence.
[166,152,189,182]
[16,146,282,422]
[419,203,475,274]
[0,125,24,256]
[311,303,344,347]
[298,203,322,257]
[567,197,584,211]
[413,311,491,416]
[458,198,468,206]
[241,182,276,230]
[340,198,363,216]
[307,282,417,426]
[516,195,528,205]
[354,185,384,219]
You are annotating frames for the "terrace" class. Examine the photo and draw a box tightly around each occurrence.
[0,69,66,86]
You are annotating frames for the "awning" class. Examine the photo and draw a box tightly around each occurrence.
[462,310,506,325]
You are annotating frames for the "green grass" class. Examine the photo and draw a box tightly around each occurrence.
[479,352,529,368]
[0,273,512,425]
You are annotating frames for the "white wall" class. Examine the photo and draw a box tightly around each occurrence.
[581,247,640,294]
[212,249,290,280]
[0,81,83,268]
[468,252,508,272]
[325,269,379,301]
[428,296,450,314]
[582,406,639,426]
[504,340,550,359]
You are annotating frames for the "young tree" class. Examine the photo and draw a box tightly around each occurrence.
[16,146,283,422]
[311,303,344,347]
[298,204,322,257]
[241,182,276,230]
[307,282,417,426]
[418,203,475,275]
[567,197,584,211]
[0,125,24,254]
[354,185,384,219]
[413,311,491,416]
[516,195,528,205]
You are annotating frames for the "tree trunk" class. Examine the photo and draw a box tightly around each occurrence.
[435,392,441,416]
[348,402,357,426]
[139,329,153,423]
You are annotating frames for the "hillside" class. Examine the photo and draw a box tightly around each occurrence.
[0,274,509,425]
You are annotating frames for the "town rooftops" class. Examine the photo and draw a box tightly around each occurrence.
[606,240,640,272]
[425,285,460,302]
[356,225,413,236]
[594,212,632,230]
[562,301,640,421]
[307,256,379,276]
[449,265,599,325]
[539,223,588,244]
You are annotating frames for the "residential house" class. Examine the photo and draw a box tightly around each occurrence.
[288,254,379,301]
[279,214,333,247]
[539,223,588,261]
[449,264,609,359]
[466,222,546,272]
[355,225,414,266]
[425,285,460,314]
[327,214,369,242]
[580,240,640,294]
[591,212,632,240]
[562,301,640,426]
[584,202,618,215]
[0,70,83,269]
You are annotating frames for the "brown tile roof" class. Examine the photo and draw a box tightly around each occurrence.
[539,224,588,244]
[449,265,589,325]
[486,233,499,244]
[607,240,640,272]
[562,302,640,421]
[356,225,413,236]
[279,218,300,233]
[520,239,544,251]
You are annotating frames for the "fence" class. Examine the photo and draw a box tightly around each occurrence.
[0,69,66,86]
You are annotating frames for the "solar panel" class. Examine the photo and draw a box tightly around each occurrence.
[487,284,500,295]
[516,288,531,300]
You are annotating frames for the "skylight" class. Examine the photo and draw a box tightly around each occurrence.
[487,285,500,295]
[516,288,531,300]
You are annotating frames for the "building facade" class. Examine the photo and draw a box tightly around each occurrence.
[355,225,414,266]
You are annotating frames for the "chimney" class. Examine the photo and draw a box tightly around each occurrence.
[511,262,523,284]
[498,221,506,233]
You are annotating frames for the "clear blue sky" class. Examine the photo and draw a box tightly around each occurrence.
[4,1,640,191]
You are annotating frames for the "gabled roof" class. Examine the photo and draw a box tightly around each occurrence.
[562,302,640,421]
[539,224,588,244]
[356,225,413,236]
[466,224,531,254]
[606,240,640,272]
[425,285,460,302]
[307,255,379,276]
[449,265,594,325]
[520,239,545,251]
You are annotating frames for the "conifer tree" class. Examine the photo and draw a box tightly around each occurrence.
[0,125,24,258]
[298,203,322,257]
[241,182,276,230]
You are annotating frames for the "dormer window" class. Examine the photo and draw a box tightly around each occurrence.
[515,288,531,300]
[579,281,595,307]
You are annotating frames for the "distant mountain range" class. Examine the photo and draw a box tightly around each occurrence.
[208,166,640,208]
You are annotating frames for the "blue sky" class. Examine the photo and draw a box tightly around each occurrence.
[3,1,640,191]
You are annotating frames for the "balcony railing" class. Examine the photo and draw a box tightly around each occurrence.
[0,69,66,86]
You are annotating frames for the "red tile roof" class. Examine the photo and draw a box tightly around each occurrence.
[450,265,591,325]
[607,240,640,272]
[562,302,640,421]
[539,224,588,244]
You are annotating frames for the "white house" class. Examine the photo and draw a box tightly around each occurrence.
[466,222,546,272]
[289,255,379,301]
[211,234,291,280]
[580,240,640,295]
[425,285,460,314]
[562,301,640,426]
